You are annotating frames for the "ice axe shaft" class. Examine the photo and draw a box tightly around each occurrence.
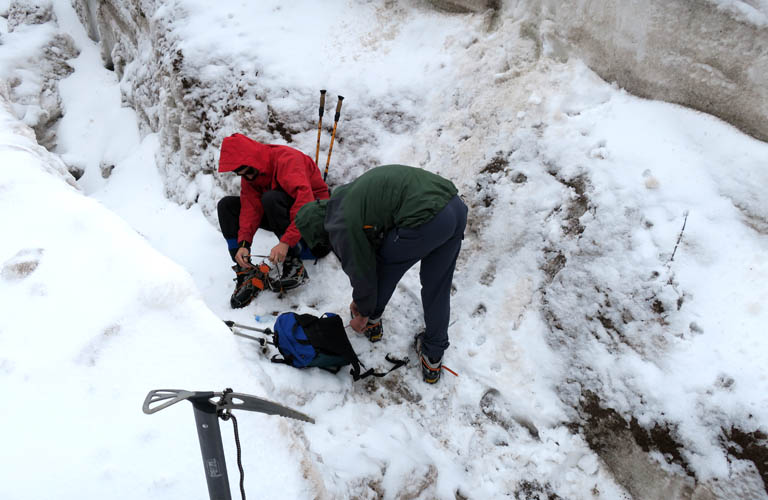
[192,399,230,499]
[323,95,344,182]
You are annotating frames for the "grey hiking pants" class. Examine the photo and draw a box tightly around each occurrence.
[372,195,468,360]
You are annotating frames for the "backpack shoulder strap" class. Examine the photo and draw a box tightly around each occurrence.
[354,354,408,380]
[270,354,292,365]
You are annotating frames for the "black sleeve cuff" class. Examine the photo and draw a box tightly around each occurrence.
[238,240,251,250]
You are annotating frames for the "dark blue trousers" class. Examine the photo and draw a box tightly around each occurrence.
[372,195,467,360]
[217,191,296,262]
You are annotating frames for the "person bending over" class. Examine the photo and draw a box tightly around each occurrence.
[296,165,467,383]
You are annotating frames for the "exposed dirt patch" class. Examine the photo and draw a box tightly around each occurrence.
[266,105,298,143]
[365,374,422,405]
[733,202,768,235]
[359,478,384,499]
[725,427,768,492]
[1,248,44,281]
[479,262,496,286]
[455,489,469,500]
[472,303,487,317]
[541,249,566,283]
[514,479,563,500]
[480,152,509,175]
[402,465,437,499]
[375,107,417,134]
[651,298,665,314]
[561,175,590,236]
[579,391,691,475]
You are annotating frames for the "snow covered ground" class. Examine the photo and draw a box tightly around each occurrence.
[1,1,767,499]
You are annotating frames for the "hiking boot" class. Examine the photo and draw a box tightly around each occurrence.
[414,333,442,384]
[230,263,269,309]
[276,255,309,291]
[363,318,383,343]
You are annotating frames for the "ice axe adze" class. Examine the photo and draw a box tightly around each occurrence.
[143,388,314,500]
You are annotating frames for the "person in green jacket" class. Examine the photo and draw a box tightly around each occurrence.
[295,165,468,383]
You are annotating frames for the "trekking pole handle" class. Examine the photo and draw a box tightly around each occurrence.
[334,95,344,121]
[319,89,326,117]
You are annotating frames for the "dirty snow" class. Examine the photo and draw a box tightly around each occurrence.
[1,1,767,499]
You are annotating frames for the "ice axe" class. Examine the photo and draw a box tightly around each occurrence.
[143,388,314,500]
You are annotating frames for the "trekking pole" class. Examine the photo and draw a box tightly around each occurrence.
[323,95,344,182]
[314,89,326,166]
[143,389,314,500]
[224,320,273,346]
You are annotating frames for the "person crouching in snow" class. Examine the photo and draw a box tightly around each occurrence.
[295,165,468,384]
[217,133,331,308]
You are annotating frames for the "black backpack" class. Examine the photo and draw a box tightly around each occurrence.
[270,312,406,381]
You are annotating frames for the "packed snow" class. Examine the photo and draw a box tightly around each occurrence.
[1,1,767,499]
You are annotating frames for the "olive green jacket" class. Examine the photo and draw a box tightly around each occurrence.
[296,165,457,316]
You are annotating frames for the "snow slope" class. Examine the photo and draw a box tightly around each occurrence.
[2,0,768,498]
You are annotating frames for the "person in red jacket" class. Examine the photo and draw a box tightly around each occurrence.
[217,133,330,308]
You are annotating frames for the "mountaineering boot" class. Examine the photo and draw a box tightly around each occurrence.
[276,255,309,291]
[230,263,270,308]
[363,317,383,343]
[414,333,442,384]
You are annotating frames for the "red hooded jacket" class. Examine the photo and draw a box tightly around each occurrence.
[218,133,330,247]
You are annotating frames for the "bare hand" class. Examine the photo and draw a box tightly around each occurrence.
[269,242,290,264]
[235,247,253,268]
[350,313,369,333]
[349,301,359,319]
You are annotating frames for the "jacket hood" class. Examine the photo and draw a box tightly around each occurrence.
[295,199,330,250]
[217,133,275,178]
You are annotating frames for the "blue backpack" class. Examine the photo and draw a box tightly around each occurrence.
[270,312,406,381]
